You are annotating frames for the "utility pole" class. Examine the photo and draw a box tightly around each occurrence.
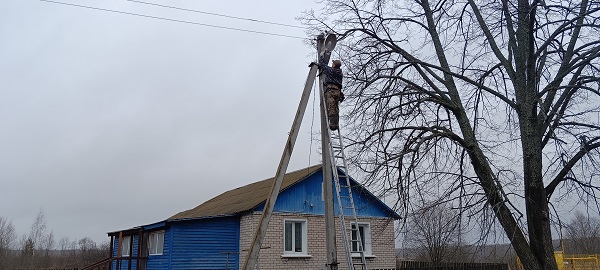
[317,33,339,270]
[242,33,338,270]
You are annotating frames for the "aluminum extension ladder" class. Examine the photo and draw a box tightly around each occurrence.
[321,91,368,270]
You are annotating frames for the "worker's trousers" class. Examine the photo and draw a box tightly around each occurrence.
[325,88,341,130]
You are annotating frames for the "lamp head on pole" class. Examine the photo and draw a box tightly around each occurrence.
[323,33,337,52]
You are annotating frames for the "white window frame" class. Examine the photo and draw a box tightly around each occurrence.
[148,231,164,255]
[351,222,372,257]
[121,236,131,257]
[283,219,309,257]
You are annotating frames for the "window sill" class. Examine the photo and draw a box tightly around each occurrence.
[281,254,313,258]
[352,254,376,259]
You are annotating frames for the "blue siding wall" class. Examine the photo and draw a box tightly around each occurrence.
[146,229,169,269]
[168,216,240,270]
[112,234,138,270]
[263,170,392,217]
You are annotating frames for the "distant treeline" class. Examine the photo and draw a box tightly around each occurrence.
[0,210,109,269]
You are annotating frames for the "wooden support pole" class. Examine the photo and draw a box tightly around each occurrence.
[242,48,321,270]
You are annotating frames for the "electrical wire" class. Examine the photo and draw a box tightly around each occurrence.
[40,0,307,40]
[126,0,309,30]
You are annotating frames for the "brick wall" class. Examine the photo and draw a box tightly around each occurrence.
[239,212,396,270]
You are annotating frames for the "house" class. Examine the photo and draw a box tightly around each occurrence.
[107,165,400,270]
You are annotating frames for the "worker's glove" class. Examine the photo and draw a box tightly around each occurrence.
[309,62,318,68]
[339,92,345,103]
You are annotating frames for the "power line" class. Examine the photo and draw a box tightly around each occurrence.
[40,0,307,40]
[127,0,309,30]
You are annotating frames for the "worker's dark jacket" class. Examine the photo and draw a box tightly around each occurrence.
[318,58,343,89]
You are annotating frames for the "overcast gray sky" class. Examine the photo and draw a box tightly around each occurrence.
[1,0,326,244]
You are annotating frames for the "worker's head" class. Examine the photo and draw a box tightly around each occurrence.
[332,60,342,68]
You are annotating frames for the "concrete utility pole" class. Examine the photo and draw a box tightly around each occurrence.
[317,33,339,270]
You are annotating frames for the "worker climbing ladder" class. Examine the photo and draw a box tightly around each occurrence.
[321,104,368,270]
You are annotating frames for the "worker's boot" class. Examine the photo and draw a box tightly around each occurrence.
[329,114,339,130]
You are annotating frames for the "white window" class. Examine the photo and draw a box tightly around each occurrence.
[351,223,372,256]
[284,219,308,255]
[121,236,131,257]
[148,231,164,255]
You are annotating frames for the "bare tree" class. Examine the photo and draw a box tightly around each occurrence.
[405,203,465,263]
[0,217,16,269]
[305,1,600,270]
[74,237,110,266]
[29,208,48,253]
[23,208,51,267]
[40,231,55,265]
[58,236,75,255]
[58,236,73,266]
[20,236,34,267]
[565,212,600,254]
[78,237,101,263]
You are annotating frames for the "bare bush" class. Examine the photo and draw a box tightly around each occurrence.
[565,212,600,254]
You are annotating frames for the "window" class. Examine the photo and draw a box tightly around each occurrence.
[120,236,131,257]
[148,231,164,255]
[351,223,372,256]
[284,219,307,255]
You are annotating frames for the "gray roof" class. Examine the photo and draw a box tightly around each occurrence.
[168,165,322,220]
